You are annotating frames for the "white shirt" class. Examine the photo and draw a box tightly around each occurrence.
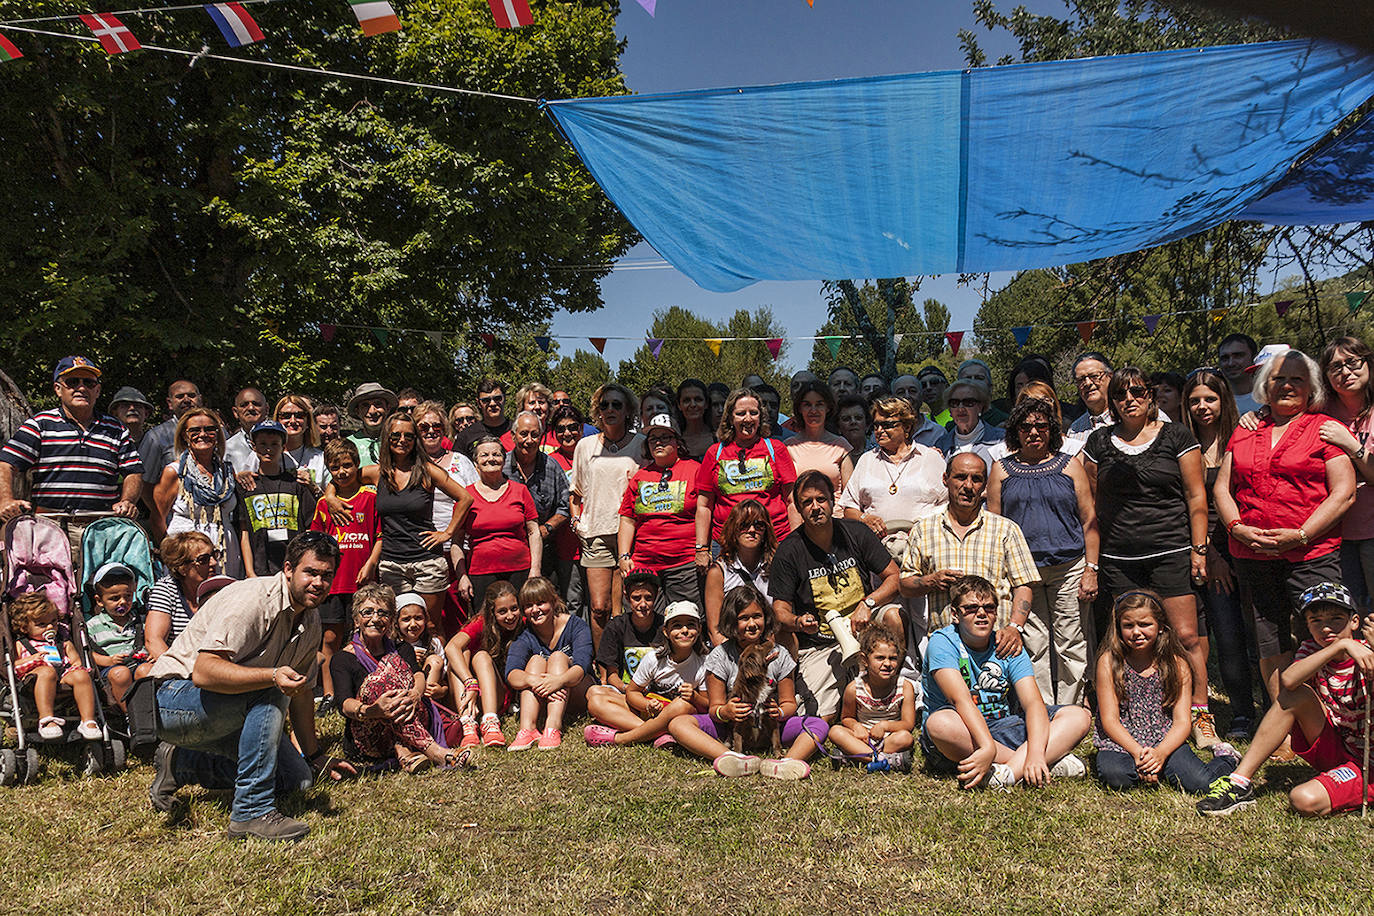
[838,444,947,525]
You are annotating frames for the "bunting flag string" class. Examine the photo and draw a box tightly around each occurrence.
[349,0,400,35]
[1209,307,1228,323]
[319,322,337,342]
[1011,326,1032,347]
[635,0,656,15]
[533,335,552,353]
[945,331,964,357]
[1142,315,1160,336]
[80,12,139,53]
[892,332,904,348]
[1077,321,1096,344]
[372,327,389,345]
[487,0,532,29]
[203,2,263,47]
[1347,291,1370,314]
[765,338,783,359]
[706,339,722,357]
[823,336,842,359]
[479,332,495,347]
[588,337,607,354]
[1275,300,1295,317]
[647,337,664,359]
[0,32,22,59]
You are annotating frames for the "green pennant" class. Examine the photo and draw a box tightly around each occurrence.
[824,336,842,359]
[1347,291,1369,314]
[373,328,389,345]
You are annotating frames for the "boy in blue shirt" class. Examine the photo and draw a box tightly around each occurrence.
[921,575,1091,789]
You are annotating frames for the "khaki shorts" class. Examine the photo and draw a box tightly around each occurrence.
[378,556,450,594]
[795,645,849,720]
[578,533,617,569]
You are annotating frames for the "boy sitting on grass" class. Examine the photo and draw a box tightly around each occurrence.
[921,574,1091,789]
[1198,581,1374,817]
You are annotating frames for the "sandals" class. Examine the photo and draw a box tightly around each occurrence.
[400,753,432,775]
[442,749,477,770]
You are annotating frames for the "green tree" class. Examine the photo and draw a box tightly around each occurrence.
[550,348,612,418]
[808,281,957,381]
[615,306,791,395]
[0,0,634,407]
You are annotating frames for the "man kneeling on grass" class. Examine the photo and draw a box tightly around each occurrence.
[1198,582,1374,817]
[921,575,1091,789]
[148,531,355,841]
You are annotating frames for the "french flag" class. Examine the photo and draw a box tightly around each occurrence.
[204,3,264,47]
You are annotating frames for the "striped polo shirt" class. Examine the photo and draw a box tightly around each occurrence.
[0,407,142,511]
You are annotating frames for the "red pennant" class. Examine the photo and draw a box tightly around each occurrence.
[479,332,495,347]
[1274,299,1294,317]
[589,337,607,354]
[488,0,533,29]
[765,338,782,359]
[1077,321,1096,344]
[320,323,337,342]
[945,331,964,356]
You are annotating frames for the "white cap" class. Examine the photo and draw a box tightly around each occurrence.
[394,592,425,610]
[646,413,678,432]
[1246,343,1291,374]
[663,600,701,623]
[91,562,134,586]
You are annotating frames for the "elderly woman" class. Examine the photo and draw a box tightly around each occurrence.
[505,410,574,597]
[151,408,243,577]
[677,377,716,460]
[456,437,541,612]
[936,379,1005,465]
[786,381,854,509]
[987,396,1098,705]
[331,584,464,772]
[702,498,776,645]
[838,394,947,540]
[1215,348,1355,705]
[617,414,701,605]
[956,358,1008,426]
[144,531,222,660]
[835,394,870,463]
[449,402,479,440]
[1084,366,1214,743]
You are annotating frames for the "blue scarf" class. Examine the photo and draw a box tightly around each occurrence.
[177,450,236,507]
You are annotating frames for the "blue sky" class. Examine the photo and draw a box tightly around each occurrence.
[549,0,1032,369]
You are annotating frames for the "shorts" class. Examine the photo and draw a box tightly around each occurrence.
[1234,551,1342,657]
[1291,717,1374,813]
[318,593,352,626]
[578,534,617,569]
[688,713,829,750]
[378,555,451,594]
[920,704,1068,773]
[1100,550,1192,599]
[795,645,849,720]
[95,658,141,688]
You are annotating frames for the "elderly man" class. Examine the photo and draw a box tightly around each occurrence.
[149,531,354,840]
[828,367,860,399]
[224,387,269,471]
[0,356,141,574]
[138,379,203,511]
[109,387,154,448]
[345,382,398,466]
[1065,353,1114,440]
[899,453,1040,658]
[504,410,574,595]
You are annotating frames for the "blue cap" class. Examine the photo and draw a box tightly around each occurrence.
[250,419,288,441]
[1298,581,1356,615]
[52,355,101,382]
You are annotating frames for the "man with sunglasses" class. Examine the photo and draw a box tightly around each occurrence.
[0,356,142,575]
[456,377,512,455]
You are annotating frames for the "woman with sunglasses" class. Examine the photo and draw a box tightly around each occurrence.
[677,378,716,460]
[144,530,222,662]
[274,394,328,492]
[1083,367,1215,745]
[936,379,1005,467]
[375,412,474,639]
[412,401,478,569]
[703,499,776,645]
[786,381,854,512]
[548,404,585,473]
[838,394,946,541]
[617,414,702,606]
[449,402,479,439]
[151,407,244,577]
[1318,337,1374,613]
[986,397,1097,706]
[571,383,648,647]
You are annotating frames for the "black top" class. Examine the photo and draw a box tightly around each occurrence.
[1084,422,1200,560]
[235,471,316,576]
[376,483,438,563]
[768,518,892,650]
[596,612,663,685]
[456,418,512,457]
[330,644,422,759]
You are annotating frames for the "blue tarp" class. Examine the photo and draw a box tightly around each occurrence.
[1241,110,1374,224]
[545,40,1374,292]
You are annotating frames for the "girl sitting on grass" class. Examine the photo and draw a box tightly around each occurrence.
[667,585,827,779]
[396,592,449,705]
[828,625,917,772]
[444,581,524,749]
[584,600,709,748]
[504,576,594,751]
[1094,590,1239,792]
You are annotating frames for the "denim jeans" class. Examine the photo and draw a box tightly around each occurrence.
[156,678,312,821]
[1094,745,1235,793]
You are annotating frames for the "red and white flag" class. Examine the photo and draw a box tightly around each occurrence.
[79,13,141,55]
[488,0,533,29]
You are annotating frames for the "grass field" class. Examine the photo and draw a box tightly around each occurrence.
[3,714,1373,916]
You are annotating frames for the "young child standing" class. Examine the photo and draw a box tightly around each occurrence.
[1094,590,1239,792]
[238,420,316,577]
[444,581,525,749]
[310,438,381,708]
[10,593,102,740]
[584,600,709,747]
[85,563,148,710]
[1198,582,1374,816]
[921,575,1092,790]
[829,625,917,772]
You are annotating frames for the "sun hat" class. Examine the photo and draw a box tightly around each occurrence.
[394,591,425,610]
[109,386,153,411]
[1246,343,1291,374]
[347,382,399,419]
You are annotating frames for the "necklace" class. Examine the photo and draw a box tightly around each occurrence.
[604,430,631,453]
[882,445,913,495]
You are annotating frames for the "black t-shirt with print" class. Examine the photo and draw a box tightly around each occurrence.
[769,518,893,650]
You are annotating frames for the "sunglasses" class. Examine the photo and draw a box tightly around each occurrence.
[236,401,265,409]
[191,550,220,565]
[478,395,504,405]
[599,400,625,411]
[1017,422,1050,432]
[389,432,416,441]
[278,411,307,421]
[648,436,677,447]
[1186,365,1220,381]
[555,424,581,434]
[740,519,768,532]
[1114,385,1150,401]
[417,422,444,433]
[297,530,339,549]
[550,397,571,406]
[959,602,998,615]
[61,376,99,389]
[947,398,981,409]
[871,419,901,430]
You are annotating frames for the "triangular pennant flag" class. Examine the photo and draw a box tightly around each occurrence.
[204,3,264,47]
[1077,321,1096,344]
[635,0,656,14]
[824,336,842,359]
[80,13,141,54]
[1274,299,1294,317]
[319,323,337,342]
[372,328,389,345]
[893,333,904,348]
[479,332,495,348]
[349,0,401,35]
[1142,315,1161,336]
[647,337,664,359]
[706,339,722,357]
[488,0,533,28]
[0,33,24,61]
[1348,291,1369,314]
[426,331,444,347]
[1011,326,1032,347]
[945,331,964,356]
[589,337,607,354]
[1209,307,1228,323]
[766,338,783,359]
[534,335,552,353]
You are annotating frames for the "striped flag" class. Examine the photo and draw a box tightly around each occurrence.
[0,33,22,61]
[204,3,264,47]
[79,13,141,54]
[349,0,401,36]
[488,0,533,29]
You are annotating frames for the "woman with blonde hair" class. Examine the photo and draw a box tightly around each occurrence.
[151,407,243,576]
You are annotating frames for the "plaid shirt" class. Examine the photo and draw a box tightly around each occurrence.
[900,506,1040,629]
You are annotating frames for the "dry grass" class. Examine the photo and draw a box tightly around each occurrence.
[2,717,1372,916]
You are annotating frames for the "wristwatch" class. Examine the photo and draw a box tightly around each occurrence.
[1191,543,1208,555]
[1011,621,1026,636]
[862,597,877,610]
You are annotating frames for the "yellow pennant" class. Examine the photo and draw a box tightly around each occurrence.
[706,339,722,357]
[1209,308,1227,323]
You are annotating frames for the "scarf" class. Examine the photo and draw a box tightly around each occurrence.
[954,420,986,447]
[350,633,395,674]
[177,450,236,507]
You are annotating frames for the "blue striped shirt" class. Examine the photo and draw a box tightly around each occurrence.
[1,408,142,511]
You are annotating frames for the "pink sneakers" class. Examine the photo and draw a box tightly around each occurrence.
[508,728,540,751]
[583,724,618,747]
[537,728,562,750]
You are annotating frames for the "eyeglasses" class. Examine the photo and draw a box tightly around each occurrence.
[478,395,504,405]
[1074,371,1110,387]
[389,431,416,441]
[61,377,99,389]
[958,602,998,615]
[871,419,901,430]
[1017,422,1050,432]
[278,411,307,421]
[186,426,218,437]
[417,422,444,433]
[296,530,338,550]
[947,398,981,409]
[1113,385,1150,401]
[598,400,624,411]
[1329,357,1367,375]
[357,607,392,619]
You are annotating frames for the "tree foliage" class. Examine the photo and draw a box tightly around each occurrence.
[808,281,956,381]
[549,347,612,418]
[0,0,635,406]
[614,305,791,396]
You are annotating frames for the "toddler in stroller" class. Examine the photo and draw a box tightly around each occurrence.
[9,592,101,740]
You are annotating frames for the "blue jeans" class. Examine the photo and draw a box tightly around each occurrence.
[1094,745,1235,793]
[1198,582,1256,724]
[155,679,312,821]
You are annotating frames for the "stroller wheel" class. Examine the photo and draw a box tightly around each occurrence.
[79,744,105,778]
[22,747,41,784]
[0,749,16,786]
[109,738,127,773]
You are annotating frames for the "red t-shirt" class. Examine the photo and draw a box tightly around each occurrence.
[464,481,538,575]
[1226,412,1344,562]
[550,450,575,473]
[694,438,797,543]
[459,616,487,653]
[618,459,701,572]
[309,486,379,595]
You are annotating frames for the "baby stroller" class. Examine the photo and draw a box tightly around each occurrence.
[0,513,131,784]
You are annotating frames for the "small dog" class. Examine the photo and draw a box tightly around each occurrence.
[731,642,782,755]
